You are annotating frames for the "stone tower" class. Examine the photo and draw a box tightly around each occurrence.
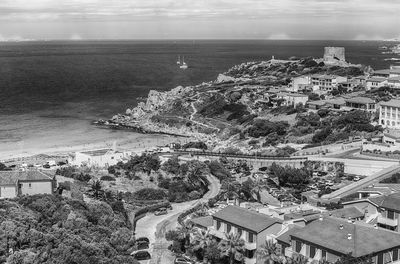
[323,47,346,62]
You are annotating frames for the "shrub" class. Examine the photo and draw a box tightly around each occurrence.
[100,175,116,181]
[133,188,167,200]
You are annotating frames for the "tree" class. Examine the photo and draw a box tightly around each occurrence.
[162,156,180,175]
[90,180,103,198]
[257,240,285,264]
[218,233,246,264]
[191,229,211,263]
[177,221,194,249]
[0,162,10,171]
[205,241,221,264]
[287,254,309,264]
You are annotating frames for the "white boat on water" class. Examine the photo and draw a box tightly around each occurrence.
[180,56,188,69]
[176,55,181,65]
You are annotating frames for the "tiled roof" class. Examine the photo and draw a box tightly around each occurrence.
[373,69,390,75]
[291,217,400,258]
[307,100,327,106]
[0,170,54,185]
[213,205,283,233]
[191,216,213,228]
[345,97,375,104]
[380,99,400,108]
[369,193,400,212]
[367,77,387,82]
[325,207,364,220]
[276,225,302,245]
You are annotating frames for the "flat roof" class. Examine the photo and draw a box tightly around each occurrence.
[307,100,327,106]
[0,170,54,185]
[367,77,387,82]
[213,205,283,233]
[191,216,213,228]
[373,69,390,75]
[291,217,400,258]
[380,99,400,108]
[324,207,364,220]
[345,96,375,104]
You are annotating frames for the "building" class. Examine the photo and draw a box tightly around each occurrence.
[0,170,56,199]
[208,205,283,264]
[344,97,376,112]
[277,216,400,264]
[307,100,327,110]
[343,193,400,232]
[323,206,365,221]
[69,149,132,168]
[275,92,309,107]
[388,77,400,89]
[379,99,400,129]
[366,77,388,90]
[311,74,347,91]
[290,76,311,92]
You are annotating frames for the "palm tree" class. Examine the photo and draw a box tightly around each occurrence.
[177,221,194,249]
[286,254,309,264]
[221,181,240,203]
[191,229,211,263]
[218,233,246,264]
[90,180,103,198]
[257,240,285,264]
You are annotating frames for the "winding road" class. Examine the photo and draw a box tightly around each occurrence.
[135,174,221,264]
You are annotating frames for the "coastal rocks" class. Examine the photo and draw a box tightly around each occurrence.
[215,74,236,83]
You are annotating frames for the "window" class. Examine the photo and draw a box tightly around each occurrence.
[237,228,242,237]
[310,245,316,258]
[394,249,399,261]
[227,224,231,233]
[322,250,327,260]
[248,232,254,243]
[28,183,32,188]
[216,220,221,230]
[387,210,395,220]
[295,240,302,253]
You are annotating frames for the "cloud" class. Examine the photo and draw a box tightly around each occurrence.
[267,33,291,40]
[70,34,82,40]
[0,33,34,42]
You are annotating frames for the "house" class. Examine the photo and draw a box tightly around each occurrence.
[277,216,400,264]
[325,98,346,110]
[69,149,132,168]
[388,77,400,89]
[191,216,213,231]
[208,205,283,264]
[323,206,365,221]
[275,92,309,107]
[373,69,391,78]
[290,76,311,92]
[366,77,388,90]
[379,99,400,129]
[307,100,327,110]
[343,193,400,232]
[0,170,56,199]
[311,74,347,91]
[344,96,376,112]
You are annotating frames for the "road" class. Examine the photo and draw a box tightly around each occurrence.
[135,174,221,264]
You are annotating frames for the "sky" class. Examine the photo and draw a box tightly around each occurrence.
[0,0,399,40]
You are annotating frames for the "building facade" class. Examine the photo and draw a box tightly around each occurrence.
[208,206,283,264]
[379,99,400,129]
[69,149,132,168]
[344,97,376,112]
[0,170,56,199]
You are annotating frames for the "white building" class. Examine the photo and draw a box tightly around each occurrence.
[0,170,55,199]
[366,77,388,90]
[290,76,310,92]
[388,77,400,89]
[379,99,400,129]
[275,92,309,107]
[69,149,132,168]
[311,74,347,91]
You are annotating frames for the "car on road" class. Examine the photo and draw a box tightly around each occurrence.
[132,250,151,260]
[154,208,168,216]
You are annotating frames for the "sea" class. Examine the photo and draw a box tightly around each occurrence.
[0,40,399,158]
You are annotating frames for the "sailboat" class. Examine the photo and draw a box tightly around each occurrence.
[180,56,188,69]
[176,55,181,65]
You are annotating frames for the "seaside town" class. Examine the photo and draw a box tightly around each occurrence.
[4,45,400,264]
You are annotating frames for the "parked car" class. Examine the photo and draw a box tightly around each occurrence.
[154,208,168,216]
[174,256,194,264]
[132,250,151,260]
[136,237,150,243]
[136,241,149,250]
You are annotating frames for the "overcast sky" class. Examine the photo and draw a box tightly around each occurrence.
[0,0,399,41]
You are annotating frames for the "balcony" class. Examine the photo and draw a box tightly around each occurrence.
[377,216,398,227]
[245,241,257,250]
[208,226,226,240]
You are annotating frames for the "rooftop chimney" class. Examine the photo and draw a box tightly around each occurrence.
[319,215,323,221]
[339,224,344,230]
[374,224,378,229]
[348,234,352,240]
[347,217,352,223]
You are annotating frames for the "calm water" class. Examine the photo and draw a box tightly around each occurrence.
[0,40,398,154]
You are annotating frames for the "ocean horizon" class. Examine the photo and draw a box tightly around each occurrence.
[0,39,399,157]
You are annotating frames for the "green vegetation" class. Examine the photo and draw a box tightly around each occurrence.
[0,194,137,264]
[269,163,312,188]
[246,119,289,138]
[380,173,400,184]
[56,167,92,182]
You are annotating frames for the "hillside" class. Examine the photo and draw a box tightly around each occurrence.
[106,57,379,154]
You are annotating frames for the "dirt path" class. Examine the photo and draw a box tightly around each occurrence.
[135,174,220,264]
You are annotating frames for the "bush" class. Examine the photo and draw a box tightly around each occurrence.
[183,141,208,150]
[100,175,116,181]
[188,191,202,200]
[247,119,289,138]
[133,188,167,200]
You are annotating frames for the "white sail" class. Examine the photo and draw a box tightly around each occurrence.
[180,56,188,69]
[176,55,181,65]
